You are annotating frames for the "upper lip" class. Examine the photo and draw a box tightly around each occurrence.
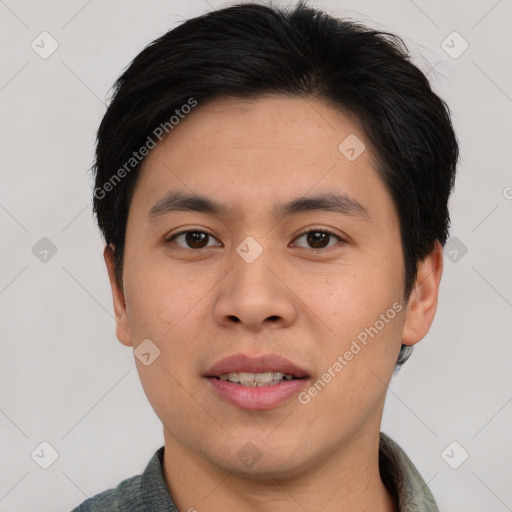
[206,354,309,378]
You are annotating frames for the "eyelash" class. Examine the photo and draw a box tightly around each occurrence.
[166,227,345,251]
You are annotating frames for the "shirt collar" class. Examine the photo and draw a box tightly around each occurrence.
[139,447,178,511]
[379,432,439,511]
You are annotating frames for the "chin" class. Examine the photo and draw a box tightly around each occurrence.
[204,440,314,480]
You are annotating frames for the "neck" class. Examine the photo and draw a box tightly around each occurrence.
[162,427,397,512]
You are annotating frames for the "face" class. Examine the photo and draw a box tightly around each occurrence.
[105,95,441,478]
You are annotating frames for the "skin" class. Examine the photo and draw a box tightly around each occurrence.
[104,95,443,512]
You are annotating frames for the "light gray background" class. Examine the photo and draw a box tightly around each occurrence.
[1,0,511,511]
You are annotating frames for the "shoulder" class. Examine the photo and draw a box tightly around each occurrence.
[70,447,173,512]
[71,473,144,512]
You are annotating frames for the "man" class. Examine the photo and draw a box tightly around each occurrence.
[74,2,458,510]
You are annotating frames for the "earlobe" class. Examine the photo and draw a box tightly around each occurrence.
[103,244,133,347]
[401,241,444,346]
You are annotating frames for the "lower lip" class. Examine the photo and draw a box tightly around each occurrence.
[206,377,309,410]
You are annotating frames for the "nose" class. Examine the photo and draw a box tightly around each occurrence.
[212,237,298,332]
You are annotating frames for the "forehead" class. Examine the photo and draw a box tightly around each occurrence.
[155,94,367,160]
[129,94,394,223]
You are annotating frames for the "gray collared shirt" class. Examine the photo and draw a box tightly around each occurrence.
[71,432,439,511]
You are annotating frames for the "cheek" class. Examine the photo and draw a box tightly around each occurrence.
[124,265,207,423]
[125,261,214,372]
[124,255,193,329]
[299,256,405,375]
[303,259,400,327]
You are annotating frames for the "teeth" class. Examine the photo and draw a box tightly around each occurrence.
[218,371,296,386]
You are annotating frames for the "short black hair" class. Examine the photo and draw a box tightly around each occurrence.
[92,1,458,368]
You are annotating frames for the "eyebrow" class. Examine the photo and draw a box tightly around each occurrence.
[147,191,370,221]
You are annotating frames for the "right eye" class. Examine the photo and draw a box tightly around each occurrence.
[166,230,222,250]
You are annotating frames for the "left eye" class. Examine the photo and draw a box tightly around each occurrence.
[291,229,342,250]
[166,229,342,250]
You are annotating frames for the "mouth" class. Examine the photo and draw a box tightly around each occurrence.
[216,371,301,387]
[205,353,310,410]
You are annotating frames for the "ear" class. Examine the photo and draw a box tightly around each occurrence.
[103,244,133,347]
[401,240,444,346]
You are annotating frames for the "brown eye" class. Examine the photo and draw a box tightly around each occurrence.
[168,231,221,249]
[293,230,342,250]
